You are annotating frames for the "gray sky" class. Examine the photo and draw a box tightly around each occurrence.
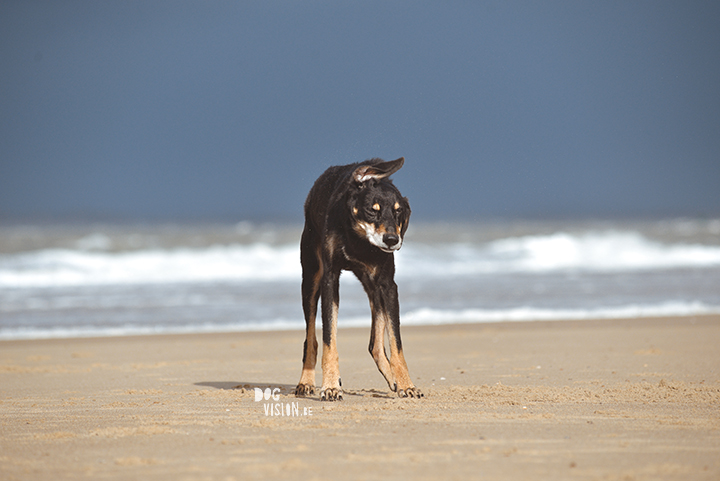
[1,1,719,222]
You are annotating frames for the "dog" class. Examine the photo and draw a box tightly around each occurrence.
[294,157,422,401]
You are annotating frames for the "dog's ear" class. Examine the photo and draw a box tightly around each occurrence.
[352,157,405,184]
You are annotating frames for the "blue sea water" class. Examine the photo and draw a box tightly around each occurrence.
[1,219,719,340]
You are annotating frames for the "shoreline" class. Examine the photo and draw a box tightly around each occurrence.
[2,315,719,480]
[3,311,719,343]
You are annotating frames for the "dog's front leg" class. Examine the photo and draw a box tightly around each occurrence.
[320,270,343,401]
[368,306,396,391]
[356,269,396,391]
[383,282,423,398]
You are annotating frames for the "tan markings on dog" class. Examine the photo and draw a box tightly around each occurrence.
[372,203,380,211]
[325,232,339,259]
[312,245,324,290]
[385,325,415,395]
[353,221,370,239]
[321,342,340,390]
[297,323,317,391]
[354,221,400,253]
[370,312,395,389]
[320,301,342,400]
[359,260,378,279]
[394,202,400,210]
[353,207,358,215]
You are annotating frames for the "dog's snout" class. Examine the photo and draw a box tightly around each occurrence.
[383,233,400,247]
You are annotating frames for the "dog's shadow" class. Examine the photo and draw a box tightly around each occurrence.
[195,381,296,392]
[194,381,392,400]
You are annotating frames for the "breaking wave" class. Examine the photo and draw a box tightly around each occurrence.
[2,230,720,288]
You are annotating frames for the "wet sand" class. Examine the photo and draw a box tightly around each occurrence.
[1,316,719,480]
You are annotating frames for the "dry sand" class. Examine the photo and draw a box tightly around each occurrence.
[1,316,719,480]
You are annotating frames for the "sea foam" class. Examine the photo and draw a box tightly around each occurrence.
[396,231,720,277]
[2,231,720,288]
[0,244,301,288]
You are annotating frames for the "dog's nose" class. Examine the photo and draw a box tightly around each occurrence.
[383,233,399,247]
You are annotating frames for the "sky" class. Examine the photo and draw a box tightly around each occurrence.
[1,1,719,222]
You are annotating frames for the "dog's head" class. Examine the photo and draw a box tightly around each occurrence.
[348,157,411,253]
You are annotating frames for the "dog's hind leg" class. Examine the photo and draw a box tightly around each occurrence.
[295,230,321,397]
[319,269,343,401]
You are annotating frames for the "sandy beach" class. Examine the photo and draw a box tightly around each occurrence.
[1,316,719,480]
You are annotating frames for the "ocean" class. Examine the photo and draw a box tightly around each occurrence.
[1,219,719,340]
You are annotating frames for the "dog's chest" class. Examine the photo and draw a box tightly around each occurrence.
[339,245,380,279]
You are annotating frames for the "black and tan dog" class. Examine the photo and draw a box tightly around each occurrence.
[294,157,422,401]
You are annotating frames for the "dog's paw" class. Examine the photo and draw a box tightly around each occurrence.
[397,386,423,399]
[320,388,343,402]
[294,383,315,396]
